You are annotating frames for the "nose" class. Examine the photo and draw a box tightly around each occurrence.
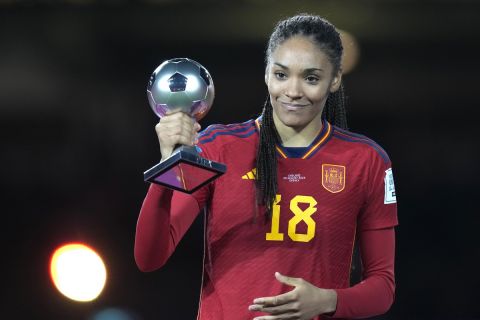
[284,78,303,100]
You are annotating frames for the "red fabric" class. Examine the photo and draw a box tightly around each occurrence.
[134,184,202,271]
[134,119,398,319]
[333,228,396,319]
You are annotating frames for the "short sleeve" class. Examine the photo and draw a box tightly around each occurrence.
[358,152,398,231]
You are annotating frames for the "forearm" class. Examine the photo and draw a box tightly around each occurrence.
[332,228,396,318]
[134,184,175,271]
[134,184,201,272]
[333,275,394,318]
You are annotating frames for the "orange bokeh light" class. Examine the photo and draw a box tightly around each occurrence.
[50,243,107,302]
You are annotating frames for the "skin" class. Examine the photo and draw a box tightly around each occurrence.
[247,36,342,319]
[155,35,342,320]
[248,272,337,320]
[265,36,342,147]
[156,111,201,161]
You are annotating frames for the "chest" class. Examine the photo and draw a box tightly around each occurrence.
[209,154,368,246]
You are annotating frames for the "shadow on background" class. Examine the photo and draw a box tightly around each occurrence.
[1,1,479,319]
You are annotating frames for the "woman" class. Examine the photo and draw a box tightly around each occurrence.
[135,14,398,320]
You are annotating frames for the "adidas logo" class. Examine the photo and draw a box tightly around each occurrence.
[242,168,256,180]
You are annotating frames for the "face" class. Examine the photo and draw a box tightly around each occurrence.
[265,36,342,132]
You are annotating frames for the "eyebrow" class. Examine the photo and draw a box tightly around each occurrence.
[273,62,324,73]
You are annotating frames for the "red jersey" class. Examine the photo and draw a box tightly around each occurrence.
[134,118,398,319]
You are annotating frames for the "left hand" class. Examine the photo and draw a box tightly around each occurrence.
[248,272,337,320]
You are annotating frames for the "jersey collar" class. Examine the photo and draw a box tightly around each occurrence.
[255,117,332,159]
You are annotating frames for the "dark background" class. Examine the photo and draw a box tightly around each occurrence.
[1,0,479,319]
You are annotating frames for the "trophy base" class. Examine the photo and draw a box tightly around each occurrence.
[144,149,226,194]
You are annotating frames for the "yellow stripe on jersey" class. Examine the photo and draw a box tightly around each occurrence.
[302,122,331,159]
[242,168,257,179]
[257,118,330,159]
[275,146,288,159]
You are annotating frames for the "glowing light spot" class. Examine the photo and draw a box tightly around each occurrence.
[339,30,360,74]
[90,308,137,320]
[50,243,107,302]
[185,74,200,92]
[157,74,172,92]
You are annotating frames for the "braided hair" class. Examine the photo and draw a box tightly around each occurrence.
[256,14,348,219]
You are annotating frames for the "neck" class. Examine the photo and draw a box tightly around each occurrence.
[273,113,324,147]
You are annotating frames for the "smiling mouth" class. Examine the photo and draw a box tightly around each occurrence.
[280,102,309,110]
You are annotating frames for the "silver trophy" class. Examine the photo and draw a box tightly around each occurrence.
[144,58,226,193]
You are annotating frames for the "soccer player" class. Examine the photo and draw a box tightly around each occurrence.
[135,14,398,320]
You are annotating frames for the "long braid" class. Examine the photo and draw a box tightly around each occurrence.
[257,14,347,220]
[323,83,348,130]
[255,97,281,219]
[256,88,348,220]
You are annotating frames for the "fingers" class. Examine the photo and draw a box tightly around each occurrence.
[249,301,300,315]
[252,272,302,308]
[252,316,298,320]
[249,272,305,318]
[155,112,200,160]
[157,118,195,144]
[249,296,301,320]
[251,290,297,309]
[275,272,303,287]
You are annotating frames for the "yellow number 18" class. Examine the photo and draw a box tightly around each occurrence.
[266,194,318,243]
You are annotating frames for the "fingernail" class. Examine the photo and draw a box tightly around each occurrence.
[253,298,263,304]
[248,305,258,311]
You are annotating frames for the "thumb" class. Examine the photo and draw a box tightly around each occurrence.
[194,122,201,132]
[275,272,302,287]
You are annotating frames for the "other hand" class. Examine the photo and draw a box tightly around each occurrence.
[248,272,337,320]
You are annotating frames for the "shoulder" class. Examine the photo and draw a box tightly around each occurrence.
[330,126,391,164]
[197,119,257,146]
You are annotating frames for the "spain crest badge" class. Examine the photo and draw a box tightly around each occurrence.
[322,164,346,193]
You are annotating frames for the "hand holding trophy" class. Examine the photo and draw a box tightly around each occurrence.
[144,58,226,193]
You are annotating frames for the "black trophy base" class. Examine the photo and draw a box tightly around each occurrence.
[144,147,226,194]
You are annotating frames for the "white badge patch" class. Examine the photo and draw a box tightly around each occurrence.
[384,168,397,204]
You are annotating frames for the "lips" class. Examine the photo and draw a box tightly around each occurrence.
[279,101,309,110]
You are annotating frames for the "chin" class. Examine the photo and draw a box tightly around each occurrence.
[278,114,310,129]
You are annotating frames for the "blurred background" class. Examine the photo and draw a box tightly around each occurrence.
[1,0,479,319]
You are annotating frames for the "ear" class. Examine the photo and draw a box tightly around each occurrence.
[329,70,342,93]
[264,65,269,85]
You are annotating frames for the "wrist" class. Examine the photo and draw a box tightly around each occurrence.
[323,289,338,315]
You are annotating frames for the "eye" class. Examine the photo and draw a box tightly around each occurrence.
[274,71,287,80]
[305,75,319,84]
